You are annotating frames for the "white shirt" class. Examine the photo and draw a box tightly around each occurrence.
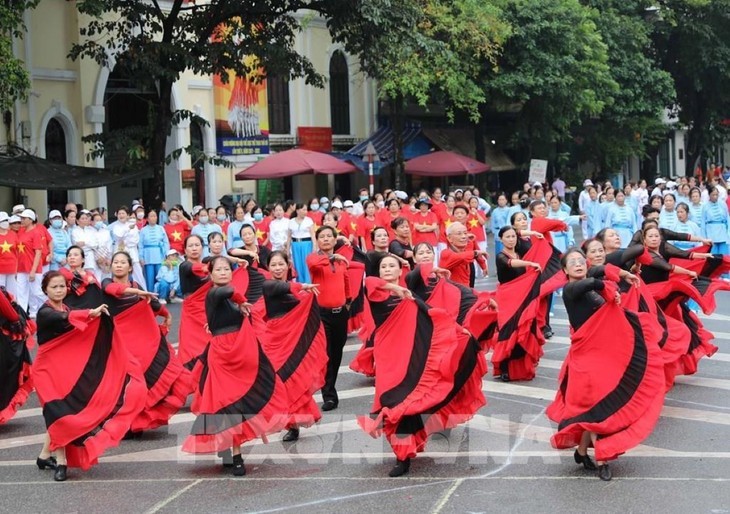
[701,187,728,203]
[71,225,99,270]
[288,216,314,239]
[110,220,141,262]
[269,218,290,250]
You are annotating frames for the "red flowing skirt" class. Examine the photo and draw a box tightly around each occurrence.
[547,303,664,461]
[259,292,327,429]
[182,317,289,453]
[358,299,486,461]
[0,335,33,424]
[113,301,193,431]
[33,313,146,469]
[178,282,212,369]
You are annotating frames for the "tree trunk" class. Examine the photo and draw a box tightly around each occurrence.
[146,78,173,210]
[392,96,405,190]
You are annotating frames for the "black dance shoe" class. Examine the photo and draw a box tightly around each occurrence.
[36,456,57,470]
[123,430,143,441]
[321,400,338,412]
[218,449,234,468]
[500,372,511,383]
[573,450,597,471]
[282,428,300,442]
[231,454,246,477]
[54,465,67,482]
[598,464,612,481]
[543,329,554,339]
[388,458,411,477]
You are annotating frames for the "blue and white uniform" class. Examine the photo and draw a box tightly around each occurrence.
[604,202,636,248]
[701,200,729,256]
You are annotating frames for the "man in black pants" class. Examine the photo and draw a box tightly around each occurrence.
[306,226,352,412]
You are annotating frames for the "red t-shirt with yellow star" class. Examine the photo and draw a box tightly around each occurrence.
[0,230,18,274]
[253,218,271,248]
[17,227,43,274]
[466,212,487,242]
[164,221,190,254]
[411,210,439,246]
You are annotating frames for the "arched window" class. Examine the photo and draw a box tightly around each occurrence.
[329,51,350,135]
[267,76,290,134]
[45,118,68,210]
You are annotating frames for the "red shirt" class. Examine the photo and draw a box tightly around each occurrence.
[307,211,323,230]
[440,246,476,287]
[17,227,43,273]
[37,224,52,264]
[306,252,351,308]
[253,218,271,248]
[164,221,190,254]
[377,210,406,240]
[358,215,379,250]
[466,212,487,242]
[0,231,18,274]
[411,211,439,246]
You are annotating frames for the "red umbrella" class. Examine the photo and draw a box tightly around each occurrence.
[235,148,356,180]
[405,150,491,176]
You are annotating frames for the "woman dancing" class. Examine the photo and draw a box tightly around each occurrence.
[182,256,288,476]
[33,271,146,481]
[0,287,34,425]
[358,254,486,477]
[178,234,212,370]
[59,246,104,309]
[259,251,327,442]
[102,251,192,435]
[547,249,664,481]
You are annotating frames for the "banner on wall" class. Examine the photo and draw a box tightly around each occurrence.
[213,56,270,156]
[297,127,333,152]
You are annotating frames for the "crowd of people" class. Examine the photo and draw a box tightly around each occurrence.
[0,169,728,483]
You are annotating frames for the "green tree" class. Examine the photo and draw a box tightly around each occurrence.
[0,1,40,119]
[329,0,510,187]
[653,0,730,174]
[480,0,617,167]
[70,0,371,208]
[571,0,675,175]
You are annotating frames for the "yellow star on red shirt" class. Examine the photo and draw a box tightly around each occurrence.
[0,240,12,253]
[350,222,358,232]
[171,230,182,242]
[17,242,25,253]
[468,218,479,228]
[256,229,265,240]
[444,219,453,229]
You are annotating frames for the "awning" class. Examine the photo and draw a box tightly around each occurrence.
[0,147,152,190]
[342,122,432,170]
[422,128,517,172]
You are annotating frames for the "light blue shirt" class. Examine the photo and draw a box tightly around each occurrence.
[490,206,511,236]
[701,201,729,243]
[658,208,679,232]
[191,223,223,257]
[227,220,246,250]
[139,224,170,264]
[604,203,636,248]
[672,220,702,251]
[48,225,72,270]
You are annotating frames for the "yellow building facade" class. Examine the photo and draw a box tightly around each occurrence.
[1,2,378,219]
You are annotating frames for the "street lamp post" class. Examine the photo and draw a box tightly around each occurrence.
[363,142,379,197]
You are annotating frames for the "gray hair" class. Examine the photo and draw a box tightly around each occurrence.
[446,221,467,236]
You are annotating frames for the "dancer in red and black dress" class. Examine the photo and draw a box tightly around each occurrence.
[547,249,664,481]
[0,287,34,425]
[33,271,146,481]
[639,226,721,374]
[260,251,327,442]
[491,226,551,382]
[59,246,104,309]
[228,224,271,272]
[102,251,192,435]
[407,242,498,350]
[182,256,288,476]
[178,234,211,370]
[359,254,487,477]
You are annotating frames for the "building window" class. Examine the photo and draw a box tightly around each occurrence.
[45,118,67,164]
[329,51,350,135]
[267,76,290,135]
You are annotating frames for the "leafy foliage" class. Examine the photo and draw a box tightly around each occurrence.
[0,1,40,114]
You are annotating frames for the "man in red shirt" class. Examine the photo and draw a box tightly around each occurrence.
[16,209,44,317]
[307,225,352,412]
[440,221,488,288]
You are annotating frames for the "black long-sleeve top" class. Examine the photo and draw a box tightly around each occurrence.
[180,260,209,296]
[36,305,73,345]
[101,279,162,316]
[562,278,607,331]
[605,245,645,270]
[262,280,300,319]
[205,285,243,336]
[389,240,414,269]
[496,252,527,284]
[638,251,673,284]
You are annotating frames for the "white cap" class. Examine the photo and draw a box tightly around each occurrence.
[655,177,666,185]
[192,205,203,215]
[666,181,677,189]
[133,203,145,211]
[48,210,62,219]
[395,190,408,200]
[166,249,179,256]
[533,181,542,187]
[331,200,343,209]
[79,209,92,215]
[8,215,20,223]
[319,196,330,204]
[583,179,593,187]
[343,200,354,208]
[19,209,36,221]
[0,212,8,223]
[11,204,24,214]
[454,188,464,194]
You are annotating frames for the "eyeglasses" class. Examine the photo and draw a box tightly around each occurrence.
[566,257,586,266]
